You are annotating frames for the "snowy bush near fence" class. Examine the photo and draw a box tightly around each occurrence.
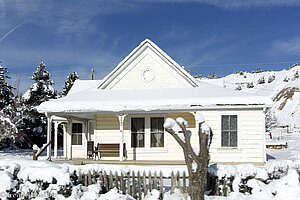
[208,160,300,199]
[0,156,300,199]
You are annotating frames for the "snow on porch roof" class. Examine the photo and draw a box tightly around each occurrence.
[67,80,103,95]
[37,81,271,113]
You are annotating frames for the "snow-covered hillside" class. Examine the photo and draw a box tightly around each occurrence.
[200,65,300,128]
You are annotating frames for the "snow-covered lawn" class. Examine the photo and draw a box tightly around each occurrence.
[1,154,300,200]
[267,132,300,161]
[1,132,300,200]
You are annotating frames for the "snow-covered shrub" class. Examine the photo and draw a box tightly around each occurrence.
[235,85,242,90]
[257,77,265,84]
[268,75,275,83]
[283,76,289,82]
[265,111,278,132]
[207,72,219,79]
[194,74,202,79]
[256,68,264,73]
[294,71,299,80]
[247,82,254,88]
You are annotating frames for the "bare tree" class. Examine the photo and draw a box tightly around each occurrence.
[164,113,212,200]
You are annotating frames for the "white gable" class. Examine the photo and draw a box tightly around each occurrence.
[98,39,199,90]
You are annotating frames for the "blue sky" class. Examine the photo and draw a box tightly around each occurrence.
[1,0,300,93]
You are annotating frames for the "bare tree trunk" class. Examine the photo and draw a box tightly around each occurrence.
[165,116,212,200]
[184,129,209,200]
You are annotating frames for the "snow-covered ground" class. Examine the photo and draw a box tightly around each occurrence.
[266,132,300,161]
[1,134,300,200]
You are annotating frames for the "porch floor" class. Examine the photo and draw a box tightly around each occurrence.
[52,158,265,166]
[53,158,186,165]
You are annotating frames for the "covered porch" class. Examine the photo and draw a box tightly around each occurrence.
[45,110,203,162]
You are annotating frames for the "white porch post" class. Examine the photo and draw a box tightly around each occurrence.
[118,115,126,161]
[54,121,59,159]
[46,114,52,160]
[191,112,200,150]
[67,119,72,160]
[84,121,88,159]
[62,123,67,159]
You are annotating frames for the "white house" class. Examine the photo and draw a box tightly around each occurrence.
[37,39,271,165]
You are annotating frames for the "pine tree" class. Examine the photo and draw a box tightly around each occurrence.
[62,72,79,96]
[19,61,57,147]
[0,62,14,110]
[0,62,18,148]
[23,61,56,106]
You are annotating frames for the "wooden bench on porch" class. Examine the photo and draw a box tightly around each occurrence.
[94,143,127,159]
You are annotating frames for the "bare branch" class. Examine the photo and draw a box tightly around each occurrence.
[178,122,199,162]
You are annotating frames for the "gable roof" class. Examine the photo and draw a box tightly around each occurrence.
[97,39,199,89]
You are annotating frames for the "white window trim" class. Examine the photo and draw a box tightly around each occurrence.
[128,114,168,153]
[217,112,242,151]
[71,121,85,148]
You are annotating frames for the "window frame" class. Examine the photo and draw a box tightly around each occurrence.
[221,115,238,147]
[128,114,168,152]
[150,117,165,148]
[71,122,84,146]
[218,112,241,150]
[131,117,146,148]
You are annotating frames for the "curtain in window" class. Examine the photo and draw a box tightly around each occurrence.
[131,118,145,148]
[71,133,82,145]
[151,117,164,147]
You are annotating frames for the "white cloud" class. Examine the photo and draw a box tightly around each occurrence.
[144,0,300,9]
[272,37,300,55]
[166,33,235,65]
[0,40,122,93]
[1,0,139,35]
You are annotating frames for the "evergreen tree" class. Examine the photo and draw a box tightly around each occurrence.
[0,62,18,148]
[0,62,14,110]
[19,61,57,147]
[23,61,56,106]
[62,72,79,96]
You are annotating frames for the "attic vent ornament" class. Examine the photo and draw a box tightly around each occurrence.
[141,68,155,83]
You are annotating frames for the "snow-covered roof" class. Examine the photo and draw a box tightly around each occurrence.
[37,81,271,113]
[67,80,102,95]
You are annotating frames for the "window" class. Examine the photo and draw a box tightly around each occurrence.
[221,115,237,147]
[151,117,164,147]
[72,123,83,145]
[131,118,145,148]
[130,116,165,149]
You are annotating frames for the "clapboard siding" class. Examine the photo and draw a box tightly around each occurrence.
[91,108,265,164]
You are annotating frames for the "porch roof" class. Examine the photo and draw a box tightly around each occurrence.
[37,81,271,114]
